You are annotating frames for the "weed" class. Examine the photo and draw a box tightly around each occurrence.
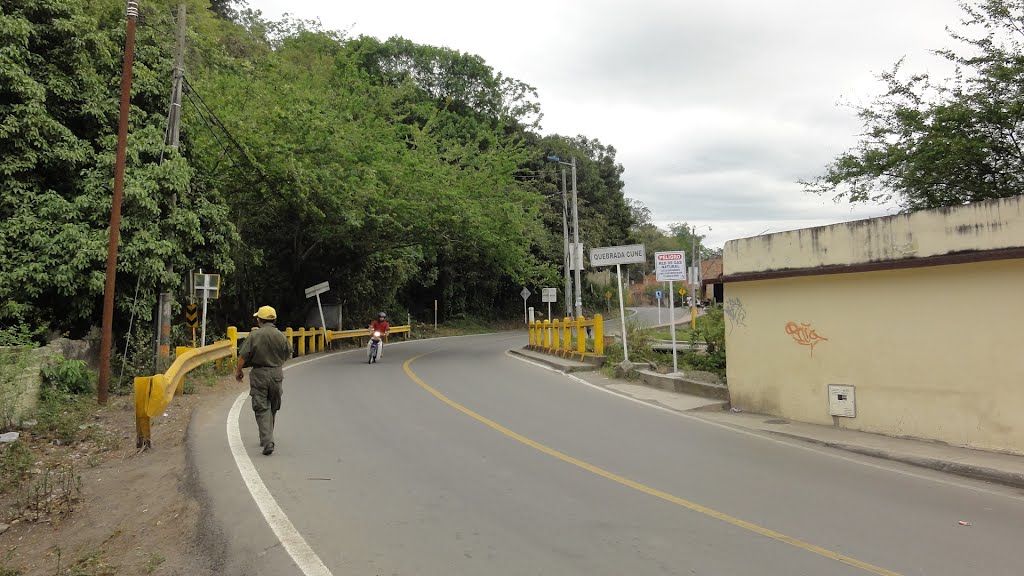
[0,442,35,492]
[34,392,88,445]
[144,553,165,574]
[22,463,81,522]
[65,548,115,576]
[40,357,93,396]
[0,566,21,576]
[0,347,33,431]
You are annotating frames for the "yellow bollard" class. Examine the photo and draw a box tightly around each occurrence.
[228,326,238,360]
[297,328,306,356]
[562,317,572,355]
[529,321,536,346]
[285,327,294,357]
[594,314,605,356]
[542,320,551,348]
[551,318,560,351]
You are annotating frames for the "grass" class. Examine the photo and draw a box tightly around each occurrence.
[0,441,35,493]
[144,553,165,574]
[648,326,693,341]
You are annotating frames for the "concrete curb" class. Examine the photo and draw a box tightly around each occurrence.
[767,430,1024,490]
[507,349,600,373]
[635,369,729,401]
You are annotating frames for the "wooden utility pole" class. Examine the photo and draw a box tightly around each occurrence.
[155,3,187,369]
[98,0,140,404]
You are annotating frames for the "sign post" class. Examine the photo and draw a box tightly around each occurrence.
[655,251,687,373]
[542,288,557,321]
[193,271,221,347]
[520,287,531,324]
[434,299,438,330]
[304,281,331,349]
[589,244,646,363]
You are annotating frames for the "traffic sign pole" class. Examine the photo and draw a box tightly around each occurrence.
[669,280,678,373]
[616,264,630,363]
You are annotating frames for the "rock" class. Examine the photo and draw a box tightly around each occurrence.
[0,523,9,535]
[20,419,37,429]
[614,360,635,379]
[0,432,19,443]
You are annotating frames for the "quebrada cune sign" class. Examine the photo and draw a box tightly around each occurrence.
[589,244,646,267]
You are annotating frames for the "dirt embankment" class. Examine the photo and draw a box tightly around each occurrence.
[1,374,239,576]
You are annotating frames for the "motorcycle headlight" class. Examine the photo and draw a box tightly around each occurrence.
[373,331,381,338]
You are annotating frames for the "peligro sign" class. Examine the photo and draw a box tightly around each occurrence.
[654,250,687,281]
[589,244,646,267]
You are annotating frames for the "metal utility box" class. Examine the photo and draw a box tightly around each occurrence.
[828,384,856,418]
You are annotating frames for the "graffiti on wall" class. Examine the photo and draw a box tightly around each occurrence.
[724,297,747,333]
[785,322,828,356]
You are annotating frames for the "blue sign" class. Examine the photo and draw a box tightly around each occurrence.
[655,290,663,300]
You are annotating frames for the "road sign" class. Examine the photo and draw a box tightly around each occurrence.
[521,287,531,324]
[193,273,220,299]
[541,288,557,303]
[589,244,646,267]
[304,281,330,299]
[304,281,331,348]
[193,272,221,346]
[655,290,663,300]
[679,287,686,297]
[184,304,198,328]
[604,290,612,300]
[655,251,687,282]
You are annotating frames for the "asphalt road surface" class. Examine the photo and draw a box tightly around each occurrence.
[191,332,1024,575]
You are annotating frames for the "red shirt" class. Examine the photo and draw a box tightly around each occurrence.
[370,320,390,335]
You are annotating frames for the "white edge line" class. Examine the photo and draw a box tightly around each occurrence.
[504,351,1024,502]
[225,332,516,576]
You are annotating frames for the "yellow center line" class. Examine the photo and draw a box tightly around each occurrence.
[402,353,903,576]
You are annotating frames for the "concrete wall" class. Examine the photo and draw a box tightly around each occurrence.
[725,195,1024,275]
[723,196,1024,454]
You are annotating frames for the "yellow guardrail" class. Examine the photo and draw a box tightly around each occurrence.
[135,324,413,448]
[527,314,606,360]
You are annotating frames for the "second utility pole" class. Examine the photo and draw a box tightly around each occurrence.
[571,157,582,320]
[156,3,187,370]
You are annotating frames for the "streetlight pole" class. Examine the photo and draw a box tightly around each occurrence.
[570,157,582,319]
[561,167,571,318]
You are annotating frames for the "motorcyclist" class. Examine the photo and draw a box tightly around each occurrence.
[368,312,390,359]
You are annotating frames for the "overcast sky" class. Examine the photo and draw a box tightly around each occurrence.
[244,0,967,247]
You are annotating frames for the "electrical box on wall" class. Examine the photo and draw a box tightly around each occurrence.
[828,384,856,418]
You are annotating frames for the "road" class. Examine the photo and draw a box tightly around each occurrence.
[192,333,1024,575]
[603,305,692,336]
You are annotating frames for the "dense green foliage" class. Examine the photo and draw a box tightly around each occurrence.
[1,0,638,345]
[804,0,1024,211]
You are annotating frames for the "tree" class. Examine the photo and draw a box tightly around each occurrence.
[803,0,1024,211]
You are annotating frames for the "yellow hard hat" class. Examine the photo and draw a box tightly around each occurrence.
[254,305,277,321]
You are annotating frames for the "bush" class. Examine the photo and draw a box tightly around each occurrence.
[40,357,93,395]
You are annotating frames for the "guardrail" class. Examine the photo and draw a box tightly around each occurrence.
[526,315,606,360]
[135,324,412,447]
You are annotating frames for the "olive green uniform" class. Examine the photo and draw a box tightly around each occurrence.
[238,323,292,447]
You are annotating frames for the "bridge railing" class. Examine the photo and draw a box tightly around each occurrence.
[134,324,412,447]
[526,314,605,360]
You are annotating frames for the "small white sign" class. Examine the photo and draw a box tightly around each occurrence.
[520,287,531,300]
[655,251,687,282]
[590,244,646,267]
[541,288,557,303]
[655,290,663,300]
[304,281,330,299]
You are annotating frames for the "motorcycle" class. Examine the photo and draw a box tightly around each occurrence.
[367,329,383,364]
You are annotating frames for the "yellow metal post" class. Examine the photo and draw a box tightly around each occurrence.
[576,316,586,356]
[228,326,238,360]
[562,317,572,354]
[542,320,551,348]
[174,346,191,395]
[134,376,152,449]
[594,314,605,356]
[297,328,306,356]
[285,327,294,357]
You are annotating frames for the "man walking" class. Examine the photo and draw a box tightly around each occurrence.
[236,305,292,455]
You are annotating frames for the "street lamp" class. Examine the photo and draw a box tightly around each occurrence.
[547,155,583,319]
